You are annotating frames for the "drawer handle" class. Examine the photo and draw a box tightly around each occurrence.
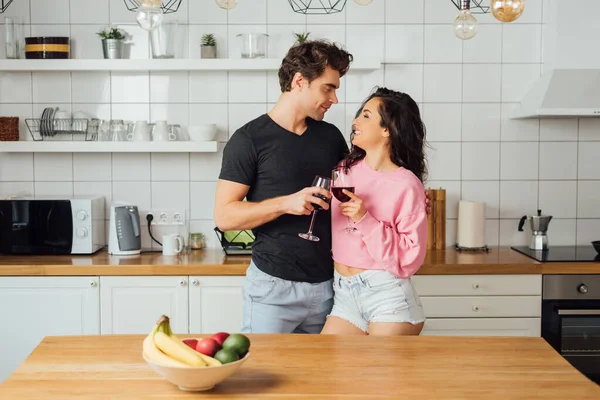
[89,281,97,287]
[179,279,187,287]
[472,283,480,289]
[472,305,479,312]
[191,279,199,286]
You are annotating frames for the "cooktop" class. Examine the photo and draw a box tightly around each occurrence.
[511,246,600,262]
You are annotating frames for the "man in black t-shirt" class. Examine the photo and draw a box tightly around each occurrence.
[215,40,352,333]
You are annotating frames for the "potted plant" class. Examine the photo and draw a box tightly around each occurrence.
[201,33,217,59]
[97,26,128,59]
[293,32,310,44]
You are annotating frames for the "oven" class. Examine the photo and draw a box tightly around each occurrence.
[542,275,600,384]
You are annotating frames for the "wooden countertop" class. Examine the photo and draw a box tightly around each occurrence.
[0,247,599,276]
[1,334,598,399]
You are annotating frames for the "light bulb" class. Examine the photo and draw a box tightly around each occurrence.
[354,0,373,5]
[491,0,525,23]
[453,10,477,40]
[216,0,237,10]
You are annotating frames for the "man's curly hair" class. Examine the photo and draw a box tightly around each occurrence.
[278,40,353,92]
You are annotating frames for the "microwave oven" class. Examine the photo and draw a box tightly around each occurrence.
[0,196,105,255]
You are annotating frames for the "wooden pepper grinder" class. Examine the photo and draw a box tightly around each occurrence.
[434,188,446,250]
[426,189,435,250]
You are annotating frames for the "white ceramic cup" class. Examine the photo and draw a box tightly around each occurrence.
[162,234,184,256]
[153,120,176,141]
[188,124,217,141]
[128,120,151,141]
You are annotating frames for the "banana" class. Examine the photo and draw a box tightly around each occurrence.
[142,319,190,367]
[153,331,207,367]
[197,352,222,367]
[142,335,189,367]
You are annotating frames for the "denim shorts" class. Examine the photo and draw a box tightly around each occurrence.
[328,269,426,333]
[242,262,334,334]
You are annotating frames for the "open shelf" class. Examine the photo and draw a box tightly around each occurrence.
[0,141,218,153]
[0,58,381,72]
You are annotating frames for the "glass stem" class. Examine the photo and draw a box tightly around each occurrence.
[307,210,318,234]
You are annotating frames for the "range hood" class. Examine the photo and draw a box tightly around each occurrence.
[511,69,600,119]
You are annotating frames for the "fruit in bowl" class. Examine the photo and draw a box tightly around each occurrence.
[142,315,251,391]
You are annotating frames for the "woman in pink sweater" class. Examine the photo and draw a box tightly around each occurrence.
[321,87,428,336]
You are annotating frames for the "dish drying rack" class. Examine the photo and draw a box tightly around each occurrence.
[25,117,99,141]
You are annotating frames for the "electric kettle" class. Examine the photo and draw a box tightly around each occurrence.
[108,202,141,255]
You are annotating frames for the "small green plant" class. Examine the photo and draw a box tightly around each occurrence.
[201,33,216,46]
[294,32,310,43]
[96,26,127,40]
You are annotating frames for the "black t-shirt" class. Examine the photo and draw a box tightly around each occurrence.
[219,114,348,283]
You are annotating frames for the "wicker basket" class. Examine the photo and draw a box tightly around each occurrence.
[0,117,19,141]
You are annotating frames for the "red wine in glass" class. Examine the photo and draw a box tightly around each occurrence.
[312,193,330,211]
[332,187,355,203]
[298,176,332,242]
[331,168,357,233]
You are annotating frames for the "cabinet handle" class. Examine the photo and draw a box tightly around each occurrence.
[191,279,199,286]
[472,283,480,289]
[472,305,479,312]
[89,281,97,287]
[179,279,187,286]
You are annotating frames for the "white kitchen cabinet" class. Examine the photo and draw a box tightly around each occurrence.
[0,277,100,383]
[100,276,189,335]
[189,276,245,334]
[422,318,541,337]
[414,275,542,337]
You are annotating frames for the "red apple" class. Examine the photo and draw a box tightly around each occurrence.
[182,339,198,350]
[195,338,221,357]
[210,332,230,346]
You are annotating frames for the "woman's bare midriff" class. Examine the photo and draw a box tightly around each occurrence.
[334,261,367,277]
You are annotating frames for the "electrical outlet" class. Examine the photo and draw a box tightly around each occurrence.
[147,209,187,226]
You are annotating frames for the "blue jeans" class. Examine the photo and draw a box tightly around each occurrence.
[329,269,426,333]
[241,262,334,334]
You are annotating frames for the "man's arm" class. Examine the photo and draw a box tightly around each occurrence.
[214,179,331,231]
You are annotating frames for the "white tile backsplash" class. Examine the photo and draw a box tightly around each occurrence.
[501,142,538,180]
[424,64,462,103]
[112,153,150,181]
[0,0,596,248]
[0,73,33,104]
[228,72,268,103]
[462,142,500,180]
[539,181,577,218]
[424,25,462,63]
[462,103,501,142]
[385,0,423,24]
[34,153,73,182]
[384,25,424,64]
[423,103,462,142]
[539,142,578,180]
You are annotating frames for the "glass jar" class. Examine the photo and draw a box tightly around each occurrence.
[189,233,205,250]
[236,33,267,59]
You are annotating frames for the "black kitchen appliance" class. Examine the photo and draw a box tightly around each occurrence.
[542,275,600,384]
[512,245,600,262]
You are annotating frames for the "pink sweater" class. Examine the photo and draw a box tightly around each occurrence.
[331,160,428,279]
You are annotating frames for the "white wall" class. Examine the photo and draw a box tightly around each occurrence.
[0,0,598,249]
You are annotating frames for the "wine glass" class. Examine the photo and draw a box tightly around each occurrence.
[298,176,332,242]
[332,168,357,232]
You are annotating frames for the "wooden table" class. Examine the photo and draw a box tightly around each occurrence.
[1,334,598,399]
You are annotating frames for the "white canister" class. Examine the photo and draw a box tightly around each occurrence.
[456,200,486,249]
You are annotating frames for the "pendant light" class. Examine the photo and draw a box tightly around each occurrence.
[1,0,14,13]
[216,0,237,10]
[288,0,348,15]
[453,0,477,40]
[354,0,373,5]
[490,0,525,22]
